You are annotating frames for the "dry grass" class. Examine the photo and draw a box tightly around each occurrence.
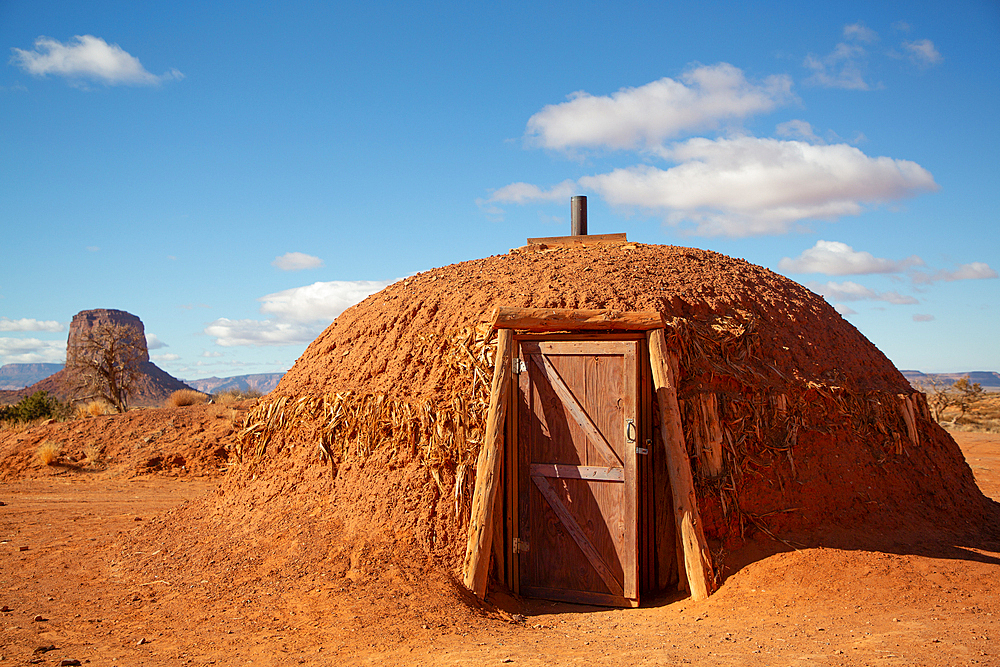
[213,388,263,405]
[0,419,31,434]
[35,441,61,466]
[74,400,114,419]
[1,416,57,434]
[83,444,103,464]
[166,389,210,408]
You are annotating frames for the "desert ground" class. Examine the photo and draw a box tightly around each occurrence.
[1,407,998,666]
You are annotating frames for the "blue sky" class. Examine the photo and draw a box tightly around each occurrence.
[1,0,998,379]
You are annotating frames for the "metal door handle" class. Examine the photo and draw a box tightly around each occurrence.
[625,418,636,444]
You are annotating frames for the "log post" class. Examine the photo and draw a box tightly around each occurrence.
[462,328,514,598]
[647,328,715,601]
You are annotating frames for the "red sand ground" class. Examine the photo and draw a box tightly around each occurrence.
[1,407,998,666]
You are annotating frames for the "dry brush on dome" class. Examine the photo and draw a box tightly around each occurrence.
[235,243,996,586]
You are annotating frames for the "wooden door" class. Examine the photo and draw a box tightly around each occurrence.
[515,339,639,607]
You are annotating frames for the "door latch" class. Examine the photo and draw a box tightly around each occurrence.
[636,436,650,455]
[625,418,636,444]
[512,358,527,375]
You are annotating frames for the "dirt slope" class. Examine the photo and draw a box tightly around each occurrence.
[0,402,253,481]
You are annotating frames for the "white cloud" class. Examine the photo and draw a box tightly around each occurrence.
[903,39,943,67]
[775,119,823,144]
[201,351,223,358]
[145,333,167,350]
[0,337,66,364]
[0,317,65,332]
[11,35,183,86]
[204,318,319,347]
[779,240,923,275]
[804,25,879,90]
[843,23,879,43]
[152,353,180,362]
[481,180,577,205]
[913,314,935,322]
[807,280,919,305]
[577,137,938,236]
[259,280,394,324]
[272,252,324,271]
[834,304,858,316]
[525,64,793,151]
[205,279,396,347]
[910,262,998,284]
[804,42,870,90]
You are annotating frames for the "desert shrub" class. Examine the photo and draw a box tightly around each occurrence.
[0,391,68,425]
[74,399,115,419]
[166,389,210,408]
[947,392,1000,433]
[212,388,262,405]
[35,441,61,466]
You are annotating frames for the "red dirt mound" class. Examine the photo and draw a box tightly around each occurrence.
[223,243,997,594]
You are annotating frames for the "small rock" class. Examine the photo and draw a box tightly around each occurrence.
[60,660,82,666]
[33,615,47,622]
[0,500,6,506]
[0,606,11,612]
[137,637,147,645]
[19,546,29,552]
[33,645,56,654]
[134,517,143,522]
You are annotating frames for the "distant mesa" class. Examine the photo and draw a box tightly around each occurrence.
[1,308,193,407]
[186,373,285,395]
[0,363,64,391]
[902,370,1000,391]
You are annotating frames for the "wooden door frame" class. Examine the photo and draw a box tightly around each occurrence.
[462,308,716,602]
